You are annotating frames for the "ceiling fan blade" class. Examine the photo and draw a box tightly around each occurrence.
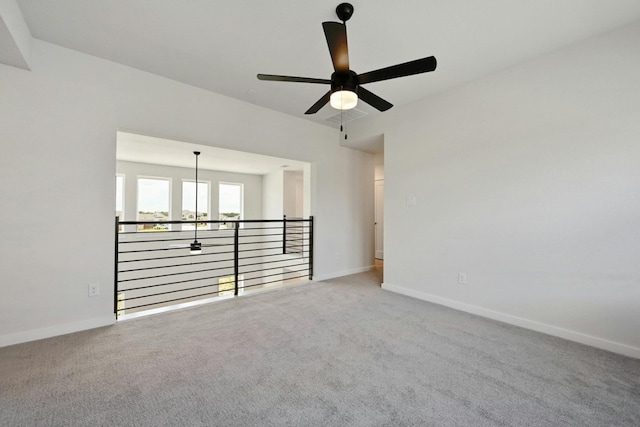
[358,87,393,112]
[257,74,331,84]
[322,22,349,72]
[358,56,437,85]
[305,91,331,114]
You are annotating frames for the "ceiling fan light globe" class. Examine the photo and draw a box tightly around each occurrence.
[330,90,358,110]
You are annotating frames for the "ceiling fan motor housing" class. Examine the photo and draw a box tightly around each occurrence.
[331,70,358,95]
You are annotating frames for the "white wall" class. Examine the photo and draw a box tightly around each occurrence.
[0,39,374,346]
[351,22,640,358]
[0,0,32,69]
[283,170,303,218]
[374,152,384,181]
[262,170,284,219]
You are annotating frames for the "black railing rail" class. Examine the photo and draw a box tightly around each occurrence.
[114,216,313,318]
[283,215,305,254]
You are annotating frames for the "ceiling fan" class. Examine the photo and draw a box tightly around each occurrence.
[257,2,437,114]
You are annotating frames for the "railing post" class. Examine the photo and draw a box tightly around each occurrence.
[308,216,314,280]
[283,215,287,254]
[114,216,119,318]
[234,221,240,296]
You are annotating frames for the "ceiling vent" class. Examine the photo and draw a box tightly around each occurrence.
[324,108,368,127]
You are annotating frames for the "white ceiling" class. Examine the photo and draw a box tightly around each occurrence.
[7,0,640,158]
[116,132,308,175]
[13,1,640,128]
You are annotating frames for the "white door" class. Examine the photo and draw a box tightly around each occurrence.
[375,181,384,259]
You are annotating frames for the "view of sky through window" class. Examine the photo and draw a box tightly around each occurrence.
[219,183,242,215]
[137,178,170,214]
[219,183,243,228]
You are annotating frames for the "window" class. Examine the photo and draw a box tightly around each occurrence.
[137,177,171,231]
[219,182,243,229]
[115,174,124,220]
[182,181,209,230]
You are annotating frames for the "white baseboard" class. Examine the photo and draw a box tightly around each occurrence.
[314,265,375,282]
[382,282,640,360]
[0,315,116,348]
[0,266,376,347]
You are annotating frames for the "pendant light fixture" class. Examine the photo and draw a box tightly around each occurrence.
[190,151,202,255]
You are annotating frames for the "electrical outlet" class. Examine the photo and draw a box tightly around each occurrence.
[458,273,467,285]
[89,283,100,297]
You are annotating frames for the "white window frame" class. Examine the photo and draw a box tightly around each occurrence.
[181,179,211,230]
[218,182,244,229]
[136,176,172,231]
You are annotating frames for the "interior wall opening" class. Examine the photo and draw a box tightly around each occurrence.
[114,131,313,318]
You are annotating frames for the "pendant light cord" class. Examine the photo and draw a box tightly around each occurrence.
[193,151,200,243]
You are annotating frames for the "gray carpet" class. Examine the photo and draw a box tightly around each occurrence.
[1,271,639,426]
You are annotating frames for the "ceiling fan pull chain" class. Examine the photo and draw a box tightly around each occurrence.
[344,90,348,139]
[339,90,347,140]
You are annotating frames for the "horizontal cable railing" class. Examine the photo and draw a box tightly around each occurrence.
[115,216,313,318]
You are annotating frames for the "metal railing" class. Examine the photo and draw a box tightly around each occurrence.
[114,216,313,318]
[283,215,305,254]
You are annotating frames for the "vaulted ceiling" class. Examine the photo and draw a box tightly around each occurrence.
[7,1,640,131]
